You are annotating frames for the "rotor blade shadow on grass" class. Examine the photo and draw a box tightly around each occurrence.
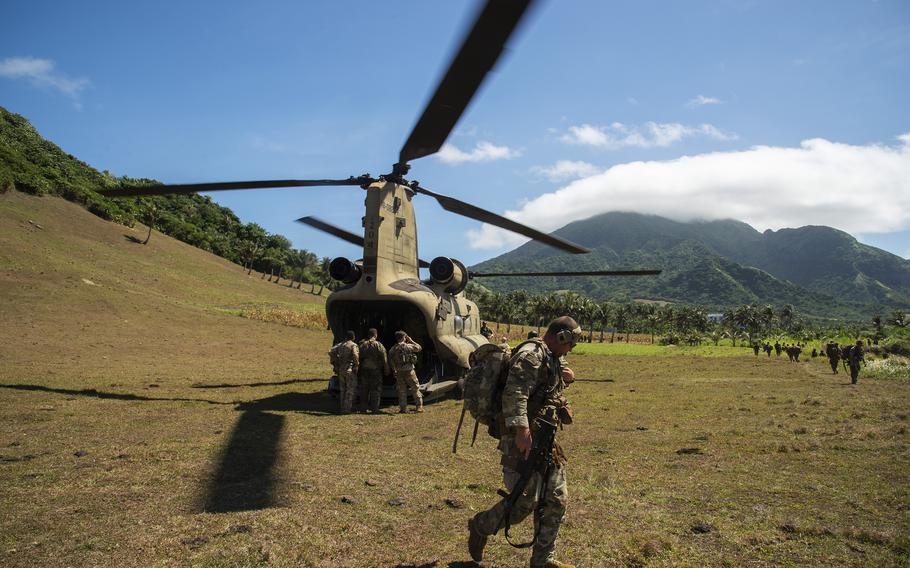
[191,378,324,389]
[199,410,286,513]
[235,391,338,415]
[0,384,233,405]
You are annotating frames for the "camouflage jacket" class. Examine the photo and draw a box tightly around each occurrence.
[498,339,570,465]
[388,342,421,373]
[329,340,359,374]
[358,339,389,373]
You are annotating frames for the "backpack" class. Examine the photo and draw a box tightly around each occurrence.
[458,338,543,442]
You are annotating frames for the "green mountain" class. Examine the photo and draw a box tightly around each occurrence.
[470,212,910,318]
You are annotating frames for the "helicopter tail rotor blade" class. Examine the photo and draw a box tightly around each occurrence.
[398,0,536,165]
[99,176,376,198]
[469,269,663,277]
[413,184,590,255]
[296,216,431,268]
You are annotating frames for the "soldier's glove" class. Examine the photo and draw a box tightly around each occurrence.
[556,403,573,425]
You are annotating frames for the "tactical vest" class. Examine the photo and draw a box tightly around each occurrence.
[390,343,417,372]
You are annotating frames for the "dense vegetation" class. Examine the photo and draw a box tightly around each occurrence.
[466,282,910,351]
[0,107,333,290]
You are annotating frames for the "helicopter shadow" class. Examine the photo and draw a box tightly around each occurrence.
[197,410,286,513]
[123,234,145,244]
[191,377,325,390]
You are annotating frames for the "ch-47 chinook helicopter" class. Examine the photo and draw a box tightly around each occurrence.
[100,0,660,399]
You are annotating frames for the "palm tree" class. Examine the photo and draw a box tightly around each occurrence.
[140,206,156,245]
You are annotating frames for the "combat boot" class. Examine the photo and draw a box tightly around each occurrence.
[467,516,487,562]
[535,560,575,568]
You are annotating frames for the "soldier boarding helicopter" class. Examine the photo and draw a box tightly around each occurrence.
[101,0,660,400]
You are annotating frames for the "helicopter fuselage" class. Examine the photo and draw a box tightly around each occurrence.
[326,180,487,397]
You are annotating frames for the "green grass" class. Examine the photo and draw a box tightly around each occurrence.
[573,341,755,358]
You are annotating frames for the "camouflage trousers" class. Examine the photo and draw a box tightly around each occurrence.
[338,369,357,413]
[850,363,860,384]
[394,369,423,411]
[473,463,568,567]
[829,357,839,374]
[358,368,383,412]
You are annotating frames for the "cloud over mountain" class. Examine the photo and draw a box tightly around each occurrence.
[469,134,910,250]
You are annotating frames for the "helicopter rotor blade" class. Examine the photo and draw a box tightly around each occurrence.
[469,269,663,277]
[412,184,590,255]
[296,216,431,268]
[99,176,376,198]
[398,0,536,164]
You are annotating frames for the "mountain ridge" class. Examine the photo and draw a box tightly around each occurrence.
[471,211,910,318]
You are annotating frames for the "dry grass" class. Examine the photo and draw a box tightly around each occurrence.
[1,192,908,567]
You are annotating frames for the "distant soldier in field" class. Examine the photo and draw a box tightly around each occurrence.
[847,340,865,384]
[825,342,840,374]
[793,344,802,362]
[388,331,424,413]
[753,342,760,356]
[480,321,494,340]
[499,335,512,358]
[329,330,359,414]
[774,341,782,357]
[763,342,773,357]
[358,328,390,414]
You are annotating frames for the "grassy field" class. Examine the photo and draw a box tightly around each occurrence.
[1,192,909,567]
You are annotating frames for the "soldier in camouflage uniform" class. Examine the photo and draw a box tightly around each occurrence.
[825,342,840,374]
[847,340,865,384]
[329,330,359,414]
[358,328,390,413]
[388,331,424,413]
[468,316,581,568]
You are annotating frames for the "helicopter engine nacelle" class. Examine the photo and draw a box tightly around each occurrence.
[329,257,362,284]
[429,256,469,294]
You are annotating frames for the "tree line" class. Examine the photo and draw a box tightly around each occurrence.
[465,283,907,346]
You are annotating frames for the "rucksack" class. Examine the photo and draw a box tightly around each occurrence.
[455,338,543,448]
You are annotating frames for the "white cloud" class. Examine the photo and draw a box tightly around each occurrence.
[560,121,736,149]
[437,141,522,165]
[530,160,601,182]
[686,94,722,107]
[0,56,89,97]
[468,134,910,250]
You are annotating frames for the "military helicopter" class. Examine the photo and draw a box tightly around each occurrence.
[101,0,660,399]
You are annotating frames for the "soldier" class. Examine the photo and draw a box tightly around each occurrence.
[499,335,512,357]
[793,344,802,362]
[848,340,865,384]
[752,342,760,356]
[329,331,359,414]
[774,341,782,357]
[388,331,424,413]
[763,342,773,357]
[480,321,494,340]
[825,342,840,374]
[358,328,390,414]
[468,316,580,568]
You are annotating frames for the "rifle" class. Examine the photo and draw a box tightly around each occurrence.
[496,408,559,548]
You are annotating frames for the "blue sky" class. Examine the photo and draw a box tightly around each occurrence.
[2,0,909,265]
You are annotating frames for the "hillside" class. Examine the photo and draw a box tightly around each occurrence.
[0,189,328,383]
[0,106,324,286]
[471,212,910,318]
